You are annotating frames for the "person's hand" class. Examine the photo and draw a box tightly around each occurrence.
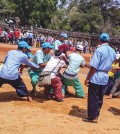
[84,79,89,87]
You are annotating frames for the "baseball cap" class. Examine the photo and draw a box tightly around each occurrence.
[42,42,54,49]
[76,45,83,51]
[27,45,31,50]
[60,33,68,38]
[100,33,110,42]
[18,41,29,48]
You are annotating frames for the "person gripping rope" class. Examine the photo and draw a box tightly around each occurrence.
[0,41,39,101]
[28,42,54,96]
[62,45,86,98]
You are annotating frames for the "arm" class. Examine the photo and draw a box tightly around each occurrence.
[85,66,96,86]
[21,55,39,69]
[39,61,48,67]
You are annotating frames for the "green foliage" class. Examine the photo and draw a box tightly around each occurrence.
[0,0,120,35]
[0,0,16,18]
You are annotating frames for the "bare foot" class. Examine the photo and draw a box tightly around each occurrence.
[105,94,112,99]
[27,96,33,102]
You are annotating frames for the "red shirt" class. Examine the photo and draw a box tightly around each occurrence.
[14,31,20,38]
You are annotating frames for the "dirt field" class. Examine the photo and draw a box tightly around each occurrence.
[0,44,120,134]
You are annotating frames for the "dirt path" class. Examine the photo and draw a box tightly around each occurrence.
[0,44,120,134]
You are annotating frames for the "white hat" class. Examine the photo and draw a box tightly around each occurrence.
[116,54,120,59]
[76,45,83,51]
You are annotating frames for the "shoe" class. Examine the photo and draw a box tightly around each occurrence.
[82,117,98,123]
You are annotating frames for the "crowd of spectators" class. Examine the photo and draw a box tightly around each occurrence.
[0,27,120,55]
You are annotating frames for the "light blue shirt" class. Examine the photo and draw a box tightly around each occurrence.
[64,53,85,79]
[53,40,62,50]
[90,43,116,85]
[32,50,51,71]
[0,50,39,80]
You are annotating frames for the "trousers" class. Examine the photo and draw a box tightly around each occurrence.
[44,76,63,100]
[62,76,85,97]
[0,76,29,97]
[88,82,106,119]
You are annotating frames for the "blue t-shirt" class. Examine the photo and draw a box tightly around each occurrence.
[90,43,116,85]
[0,50,39,80]
[32,50,51,72]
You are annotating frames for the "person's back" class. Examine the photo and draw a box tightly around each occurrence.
[90,44,116,85]
[0,50,27,80]
[42,50,66,102]
[65,52,85,75]
[43,56,65,79]
[62,46,85,98]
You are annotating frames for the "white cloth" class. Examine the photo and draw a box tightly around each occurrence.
[43,56,65,79]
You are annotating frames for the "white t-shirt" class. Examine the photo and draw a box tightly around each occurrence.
[43,56,65,79]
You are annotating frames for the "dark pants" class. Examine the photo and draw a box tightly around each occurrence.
[88,82,106,119]
[0,76,29,97]
[104,77,114,95]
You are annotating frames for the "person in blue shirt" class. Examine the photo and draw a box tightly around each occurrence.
[53,33,68,51]
[0,41,39,102]
[83,33,116,123]
[28,42,54,96]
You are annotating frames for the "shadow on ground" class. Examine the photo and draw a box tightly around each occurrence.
[68,105,87,118]
[108,107,120,116]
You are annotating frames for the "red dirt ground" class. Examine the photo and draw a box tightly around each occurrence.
[0,43,120,134]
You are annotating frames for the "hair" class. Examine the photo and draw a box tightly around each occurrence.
[42,47,49,50]
[55,50,62,57]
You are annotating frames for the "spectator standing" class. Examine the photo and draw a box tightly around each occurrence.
[0,41,39,101]
[83,33,116,123]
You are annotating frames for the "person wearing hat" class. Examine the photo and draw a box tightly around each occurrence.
[0,41,39,101]
[28,42,54,96]
[42,50,67,102]
[83,33,116,123]
[19,45,34,75]
[53,33,68,51]
[62,44,86,98]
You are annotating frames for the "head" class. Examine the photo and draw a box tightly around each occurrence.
[42,42,54,54]
[99,33,110,43]
[55,50,64,60]
[18,41,29,53]
[60,33,68,42]
[76,45,83,53]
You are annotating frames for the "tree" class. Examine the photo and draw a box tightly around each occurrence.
[0,0,16,19]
